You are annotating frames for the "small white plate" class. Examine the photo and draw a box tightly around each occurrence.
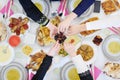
[0,43,15,66]
[0,62,27,80]
[75,40,98,65]
[102,34,120,61]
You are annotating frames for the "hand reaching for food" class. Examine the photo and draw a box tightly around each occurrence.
[64,43,77,57]
[54,32,67,44]
[47,41,60,57]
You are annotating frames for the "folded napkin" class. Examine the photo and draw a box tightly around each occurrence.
[90,66,102,80]
[29,72,34,80]
[0,0,13,16]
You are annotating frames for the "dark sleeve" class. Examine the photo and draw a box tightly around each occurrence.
[32,55,53,80]
[78,70,93,80]
[73,0,95,17]
[19,0,49,26]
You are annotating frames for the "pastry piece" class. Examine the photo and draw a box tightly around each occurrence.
[54,32,67,44]
[26,50,46,71]
[80,17,99,36]
[102,0,117,15]
[0,22,7,42]
[81,17,99,24]
[93,35,103,46]
[80,30,98,36]
[113,0,120,9]
[103,62,120,79]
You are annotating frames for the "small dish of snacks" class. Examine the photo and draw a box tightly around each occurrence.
[75,40,98,65]
[7,13,30,36]
[54,32,67,44]
[36,26,55,46]
[26,50,46,72]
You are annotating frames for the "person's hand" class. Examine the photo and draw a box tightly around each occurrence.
[47,22,58,38]
[58,12,77,33]
[64,43,77,57]
[47,41,60,57]
[66,24,87,36]
[58,18,71,33]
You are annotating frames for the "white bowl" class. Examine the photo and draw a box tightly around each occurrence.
[102,34,120,61]
[60,61,76,80]
[0,62,27,80]
[0,43,15,66]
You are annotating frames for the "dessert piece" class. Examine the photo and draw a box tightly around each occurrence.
[93,35,103,46]
[54,32,67,44]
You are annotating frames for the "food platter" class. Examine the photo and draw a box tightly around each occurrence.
[75,40,98,65]
[0,43,14,66]
[31,0,50,17]
[0,19,8,42]
[102,34,120,61]
[67,0,94,18]
[0,62,27,80]
[26,50,46,74]
[60,61,80,80]
[7,13,30,36]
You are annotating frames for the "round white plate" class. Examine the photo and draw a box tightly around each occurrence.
[60,61,76,80]
[31,0,50,17]
[0,62,27,80]
[75,40,98,65]
[102,34,120,61]
[0,43,15,66]
[7,13,30,36]
[60,62,75,80]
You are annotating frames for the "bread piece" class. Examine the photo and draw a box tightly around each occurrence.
[102,0,117,15]
[103,62,120,79]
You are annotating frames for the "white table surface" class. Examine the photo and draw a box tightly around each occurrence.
[0,0,120,80]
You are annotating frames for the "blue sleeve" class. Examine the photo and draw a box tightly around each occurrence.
[73,0,95,17]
